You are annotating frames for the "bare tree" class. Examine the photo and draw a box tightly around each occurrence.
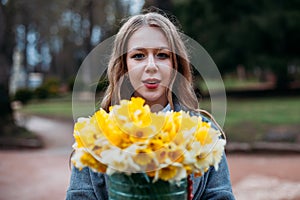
[0,3,19,137]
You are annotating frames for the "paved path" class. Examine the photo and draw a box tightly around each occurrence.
[229,154,300,200]
[0,116,73,200]
[0,116,300,200]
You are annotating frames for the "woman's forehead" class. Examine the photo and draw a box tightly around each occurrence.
[127,26,170,50]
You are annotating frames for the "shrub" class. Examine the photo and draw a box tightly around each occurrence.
[14,88,33,104]
[34,86,49,99]
[43,77,60,96]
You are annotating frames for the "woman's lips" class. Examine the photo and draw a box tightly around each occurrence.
[144,83,159,89]
[143,79,160,89]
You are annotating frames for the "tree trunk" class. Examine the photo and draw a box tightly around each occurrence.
[0,84,16,136]
[0,3,19,136]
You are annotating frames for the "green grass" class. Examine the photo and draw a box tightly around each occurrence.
[200,97,300,125]
[21,96,300,143]
[223,78,261,90]
[20,94,104,120]
[21,101,73,118]
[226,98,300,125]
[200,97,300,142]
[197,78,261,93]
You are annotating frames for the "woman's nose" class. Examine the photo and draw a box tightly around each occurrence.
[145,54,158,73]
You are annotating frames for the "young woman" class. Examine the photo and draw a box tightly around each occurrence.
[67,11,235,200]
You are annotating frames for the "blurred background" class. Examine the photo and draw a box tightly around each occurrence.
[0,0,300,200]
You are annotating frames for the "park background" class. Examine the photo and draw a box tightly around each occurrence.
[0,0,300,200]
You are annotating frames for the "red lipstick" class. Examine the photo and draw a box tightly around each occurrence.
[143,79,160,89]
[144,83,159,89]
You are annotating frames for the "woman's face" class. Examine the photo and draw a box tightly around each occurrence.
[126,26,173,110]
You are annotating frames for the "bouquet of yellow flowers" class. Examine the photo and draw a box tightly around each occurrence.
[71,97,226,199]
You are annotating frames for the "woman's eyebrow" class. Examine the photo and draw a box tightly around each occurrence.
[127,47,170,53]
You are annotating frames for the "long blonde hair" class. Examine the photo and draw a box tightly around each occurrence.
[101,12,198,112]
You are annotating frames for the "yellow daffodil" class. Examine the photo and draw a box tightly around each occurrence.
[195,119,212,145]
[74,117,98,148]
[160,111,181,143]
[95,109,130,148]
[71,149,107,173]
[133,148,154,166]
[128,97,152,127]
[148,138,164,151]
[168,148,184,163]
[158,165,178,181]
[80,152,107,173]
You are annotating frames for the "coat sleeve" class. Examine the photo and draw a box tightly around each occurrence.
[193,153,236,200]
[66,166,108,200]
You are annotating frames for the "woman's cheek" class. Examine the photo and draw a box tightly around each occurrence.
[128,69,142,89]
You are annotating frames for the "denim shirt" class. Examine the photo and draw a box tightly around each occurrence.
[66,103,235,200]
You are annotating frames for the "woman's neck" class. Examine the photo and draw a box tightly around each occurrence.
[146,99,168,112]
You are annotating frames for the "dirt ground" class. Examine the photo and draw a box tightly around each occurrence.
[0,116,299,200]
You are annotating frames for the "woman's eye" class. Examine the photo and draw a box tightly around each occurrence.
[157,53,170,59]
[131,53,145,60]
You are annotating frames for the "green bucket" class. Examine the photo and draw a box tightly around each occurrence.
[108,173,187,200]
